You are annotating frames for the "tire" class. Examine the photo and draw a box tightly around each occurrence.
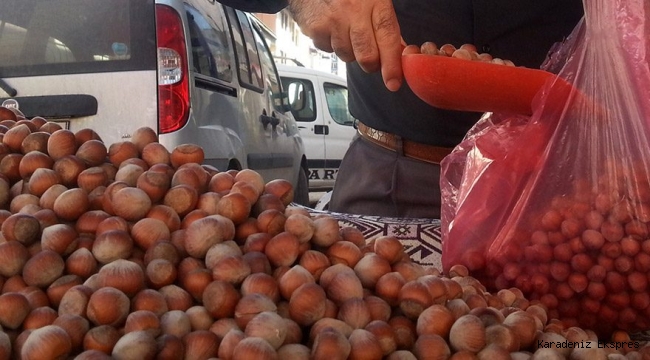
[293,168,310,206]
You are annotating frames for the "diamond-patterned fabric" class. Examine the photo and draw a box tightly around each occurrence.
[294,204,443,271]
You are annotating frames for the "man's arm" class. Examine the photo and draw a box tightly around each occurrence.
[218,0,288,14]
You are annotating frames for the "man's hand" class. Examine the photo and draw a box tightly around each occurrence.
[288,0,404,92]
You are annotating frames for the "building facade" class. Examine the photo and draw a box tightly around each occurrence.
[252,10,346,79]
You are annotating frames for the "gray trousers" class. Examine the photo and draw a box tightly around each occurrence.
[329,135,442,219]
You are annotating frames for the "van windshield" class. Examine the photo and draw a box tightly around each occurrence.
[0,0,156,78]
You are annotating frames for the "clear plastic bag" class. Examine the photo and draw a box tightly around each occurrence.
[440,0,650,337]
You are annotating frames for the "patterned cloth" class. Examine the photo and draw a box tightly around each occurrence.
[295,204,443,271]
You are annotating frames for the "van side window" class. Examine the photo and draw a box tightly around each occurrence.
[281,77,317,122]
[252,26,284,111]
[225,8,264,90]
[185,3,233,82]
[0,0,156,77]
[324,83,355,126]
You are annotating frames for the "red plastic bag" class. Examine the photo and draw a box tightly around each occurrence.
[440,0,650,337]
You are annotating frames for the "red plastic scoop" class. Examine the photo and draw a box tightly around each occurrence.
[402,54,557,115]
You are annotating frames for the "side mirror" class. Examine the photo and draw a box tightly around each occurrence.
[281,93,292,113]
[287,82,306,112]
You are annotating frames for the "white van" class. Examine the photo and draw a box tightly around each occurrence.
[277,64,356,191]
[0,0,310,205]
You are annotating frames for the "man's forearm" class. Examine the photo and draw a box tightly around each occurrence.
[218,0,288,13]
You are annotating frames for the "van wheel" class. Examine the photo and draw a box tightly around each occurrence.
[293,169,310,206]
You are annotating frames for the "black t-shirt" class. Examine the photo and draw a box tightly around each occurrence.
[349,0,584,147]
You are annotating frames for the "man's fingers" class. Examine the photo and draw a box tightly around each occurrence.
[372,3,403,92]
[349,26,380,73]
[331,28,356,62]
[301,18,335,53]
[311,36,335,53]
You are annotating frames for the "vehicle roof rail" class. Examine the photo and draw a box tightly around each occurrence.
[274,57,305,67]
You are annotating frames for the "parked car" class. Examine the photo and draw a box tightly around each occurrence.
[277,63,356,191]
[0,0,310,205]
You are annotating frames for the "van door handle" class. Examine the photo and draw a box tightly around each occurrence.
[260,113,280,130]
[270,113,280,128]
[314,125,329,135]
[260,113,273,129]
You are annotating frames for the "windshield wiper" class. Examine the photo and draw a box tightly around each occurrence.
[0,77,17,97]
